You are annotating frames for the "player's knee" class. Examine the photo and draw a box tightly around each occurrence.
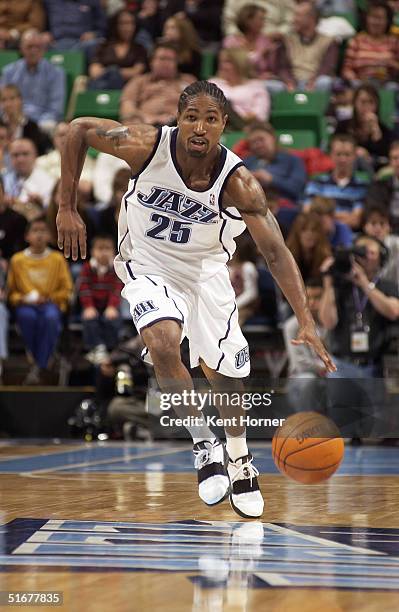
[143,328,181,369]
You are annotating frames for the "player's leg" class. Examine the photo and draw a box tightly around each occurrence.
[200,361,264,519]
[141,320,230,505]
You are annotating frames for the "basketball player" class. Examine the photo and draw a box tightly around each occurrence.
[57,81,335,519]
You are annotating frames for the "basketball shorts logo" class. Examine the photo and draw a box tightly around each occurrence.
[235,346,249,369]
[133,300,159,324]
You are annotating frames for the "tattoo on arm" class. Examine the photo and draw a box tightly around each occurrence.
[95,126,130,144]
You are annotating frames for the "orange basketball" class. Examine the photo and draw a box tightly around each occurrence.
[272,411,344,484]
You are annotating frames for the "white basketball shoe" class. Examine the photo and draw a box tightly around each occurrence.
[227,453,264,518]
[193,439,231,506]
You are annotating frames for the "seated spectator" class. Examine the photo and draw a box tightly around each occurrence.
[46,180,96,254]
[120,42,195,124]
[228,233,259,326]
[362,204,399,287]
[283,278,327,412]
[160,0,224,47]
[78,235,123,365]
[223,0,295,37]
[365,140,399,234]
[92,153,129,205]
[98,168,131,246]
[0,253,7,382]
[342,1,399,87]
[319,234,399,438]
[281,1,338,92]
[209,49,270,125]
[7,217,73,384]
[0,30,65,134]
[161,14,202,78]
[43,0,107,60]
[304,134,370,229]
[286,211,331,282]
[0,119,11,173]
[222,3,289,88]
[310,196,353,248]
[36,122,94,198]
[263,187,299,239]
[244,122,307,204]
[136,0,163,47]
[4,139,56,219]
[335,84,393,171]
[0,85,52,156]
[88,10,147,90]
[0,176,27,260]
[0,0,45,50]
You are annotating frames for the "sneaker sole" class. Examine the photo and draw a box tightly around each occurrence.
[200,443,232,507]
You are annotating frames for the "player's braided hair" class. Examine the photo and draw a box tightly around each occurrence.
[178,81,227,114]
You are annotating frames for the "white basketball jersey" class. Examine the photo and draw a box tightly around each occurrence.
[114,126,246,287]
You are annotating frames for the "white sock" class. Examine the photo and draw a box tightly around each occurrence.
[226,432,248,462]
[186,414,215,445]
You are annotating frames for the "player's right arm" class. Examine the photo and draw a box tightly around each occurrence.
[58,117,158,260]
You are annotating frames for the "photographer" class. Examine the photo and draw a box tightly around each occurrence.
[319,235,399,439]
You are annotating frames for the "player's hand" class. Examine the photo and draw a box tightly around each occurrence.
[56,209,87,261]
[350,261,368,290]
[292,323,336,373]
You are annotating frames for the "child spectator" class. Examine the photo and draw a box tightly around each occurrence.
[7,217,73,384]
[228,233,259,326]
[78,235,123,365]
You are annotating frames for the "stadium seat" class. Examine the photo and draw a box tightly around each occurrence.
[45,50,85,111]
[200,50,217,80]
[379,89,395,129]
[0,50,19,73]
[221,131,246,150]
[277,129,317,149]
[271,91,330,116]
[73,90,121,121]
[271,114,328,148]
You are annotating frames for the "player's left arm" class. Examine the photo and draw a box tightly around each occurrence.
[224,166,336,373]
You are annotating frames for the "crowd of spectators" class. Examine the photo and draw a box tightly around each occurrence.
[0,0,397,411]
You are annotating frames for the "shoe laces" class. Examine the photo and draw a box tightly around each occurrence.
[230,455,259,487]
[193,441,217,470]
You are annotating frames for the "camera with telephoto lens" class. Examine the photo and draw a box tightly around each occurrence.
[329,244,368,279]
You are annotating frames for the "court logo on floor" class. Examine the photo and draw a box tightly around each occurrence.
[1,518,399,590]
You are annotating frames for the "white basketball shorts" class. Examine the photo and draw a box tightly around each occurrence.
[121,266,250,378]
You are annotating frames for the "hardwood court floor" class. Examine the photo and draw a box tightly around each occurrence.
[0,441,398,611]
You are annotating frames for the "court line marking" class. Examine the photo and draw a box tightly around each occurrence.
[19,446,190,475]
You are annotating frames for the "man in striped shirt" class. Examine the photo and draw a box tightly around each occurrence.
[304,133,370,229]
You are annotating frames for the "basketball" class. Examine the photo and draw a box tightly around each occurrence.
[272,411,345,484]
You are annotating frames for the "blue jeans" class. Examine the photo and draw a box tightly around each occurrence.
[0,302,8,359]
[83,314,121,351]
[16,303,62,368]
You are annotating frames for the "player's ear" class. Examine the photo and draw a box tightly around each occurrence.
[176,111,181,124]
[222,114,228,129]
